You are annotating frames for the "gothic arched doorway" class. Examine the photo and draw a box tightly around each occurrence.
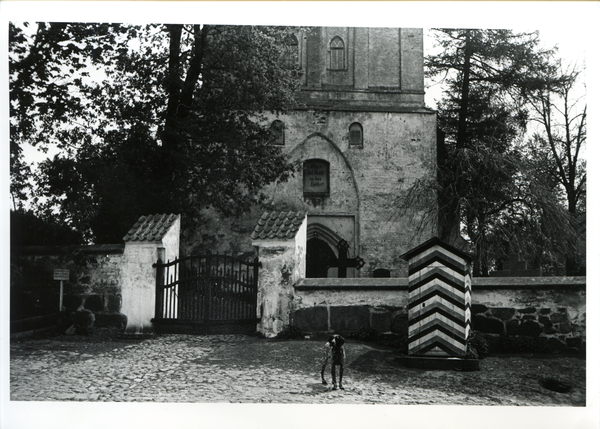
[306,237,336,278]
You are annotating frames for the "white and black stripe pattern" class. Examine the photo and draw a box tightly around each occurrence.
[402,238,472,357]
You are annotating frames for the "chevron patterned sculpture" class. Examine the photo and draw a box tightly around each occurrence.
[401,237,472,357]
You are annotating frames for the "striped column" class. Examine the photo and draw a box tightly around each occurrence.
[401,238,472,357]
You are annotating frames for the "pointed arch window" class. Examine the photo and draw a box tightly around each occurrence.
[284,34,300,69]
[349,122,363,147]
[329,36,345,70]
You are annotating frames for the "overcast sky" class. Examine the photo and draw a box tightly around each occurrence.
[4,2,595,164]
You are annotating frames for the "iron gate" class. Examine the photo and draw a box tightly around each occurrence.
[152,252,261,334]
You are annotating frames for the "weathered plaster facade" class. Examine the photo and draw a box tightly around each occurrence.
[121,214,180,333]
[261,27,437,278]
[252,215,308,337]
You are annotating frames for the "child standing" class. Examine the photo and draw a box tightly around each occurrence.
[320,334,346,390]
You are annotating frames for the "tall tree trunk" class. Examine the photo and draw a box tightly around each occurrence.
[163,24,183,152]
[179,25,206,114]
[456,30,473,150]
[440,30,473,246]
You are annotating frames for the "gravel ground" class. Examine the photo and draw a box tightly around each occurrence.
[9,332,585,406]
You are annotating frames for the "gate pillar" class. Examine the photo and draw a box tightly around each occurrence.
[251,211,307,338]
[401,237,472,358]
[121,214,180,334]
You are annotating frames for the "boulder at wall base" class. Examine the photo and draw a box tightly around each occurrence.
[539,315,553,329]
[548,337,568,351]
[391,313,408,334]
[74,309,95,335]
[506,319,521,336]
[370,308,392,333]
[330,306,370,332]
[290,307,328,333]
[566,337,583,349]
[520,320,543,337]
[84,295,104,312]
[490,307,515,321]
[473,314,504,335]
[507,319,543,338]
[106,294,122,313]
[94,313,127,330]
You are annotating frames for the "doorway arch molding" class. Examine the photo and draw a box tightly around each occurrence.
[307,222,343,257]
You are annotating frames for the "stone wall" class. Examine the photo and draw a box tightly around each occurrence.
[301,27,425,108]
[292,279,408,335]
[178,27,437,277]
[11,244,127,330]
[470,277,586,353]
[261,108,438,277]
[290,277,586,353]
[11,214,181,335]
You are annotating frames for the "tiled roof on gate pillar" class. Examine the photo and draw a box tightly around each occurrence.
[123,214,180,242]
[251,211,306,240]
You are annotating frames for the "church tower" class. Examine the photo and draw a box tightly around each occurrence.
[265,27,437,278]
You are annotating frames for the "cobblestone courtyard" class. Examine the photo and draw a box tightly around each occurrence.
[9,333,586,406]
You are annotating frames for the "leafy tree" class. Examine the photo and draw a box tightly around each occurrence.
[10,22,302,243]
[525,67,586,215]
[422,28,581,276]
[521,66,586,274]
[10,209,84,247]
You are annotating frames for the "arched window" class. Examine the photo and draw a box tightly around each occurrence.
[270,120,285,145]
[284,34,299,69]
[349,122,363,147]
[329,36,345,70]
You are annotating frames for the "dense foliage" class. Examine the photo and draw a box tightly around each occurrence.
[10,23,302,243]
[424,29,585,275]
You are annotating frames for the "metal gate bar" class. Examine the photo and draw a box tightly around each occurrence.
[153,252,260,334]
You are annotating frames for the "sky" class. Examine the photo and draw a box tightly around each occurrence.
[7,5,594,168]
[1,2,599,429]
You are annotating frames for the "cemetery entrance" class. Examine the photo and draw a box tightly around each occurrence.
[152,253,261,334]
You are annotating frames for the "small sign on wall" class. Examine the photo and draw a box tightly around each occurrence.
[303,159,330,196]
[53,269,70,281]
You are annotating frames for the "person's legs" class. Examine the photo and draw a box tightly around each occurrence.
[339,364,344,389]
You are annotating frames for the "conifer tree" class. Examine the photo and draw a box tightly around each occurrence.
[422,28,583,275]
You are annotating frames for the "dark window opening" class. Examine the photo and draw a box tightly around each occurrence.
[284,34,300,69]
[330,36,345,70]
[373,268,391,278]
[270,120,285,145]
[349,122,363,147]
[306,237,336,278]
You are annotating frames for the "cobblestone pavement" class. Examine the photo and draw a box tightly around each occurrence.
[9,333,585,405]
